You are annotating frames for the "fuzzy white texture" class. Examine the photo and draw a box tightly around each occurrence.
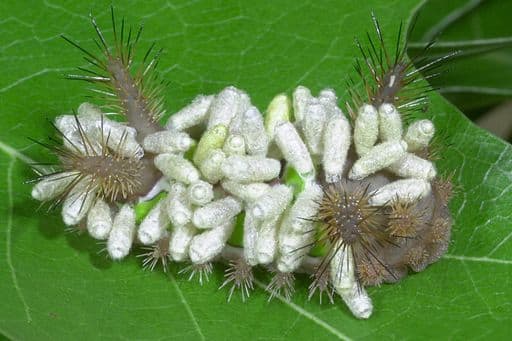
[323,113,351,183]
[285,181,322,234]
[77,102,103,118]
[166,183,193,227]
[138,199,170,245]
[56,113,143,158]
[256,215,280,265]
[292,86,313,125]
[265,94,290,139]
[207,86,241,129]
[227,109,244,137]
[250,184,293,221]
[369,178,432,206]
[169,223,196,261]
[192,196,242,229]
[86,198,112,240]
[33,86,442,320]
[241,106,269,156]
[330,245,373,319]
[349,140,408,180]
[243,212,259,266]
[221,180,270,203]
[54,115,101,154]
[303,99,327,156]
[223,134,246,156]
[276,182,322,272]
[107,204,136,260]
[354,104,379,156]
[274,122,315,178]
[187,180,214,206]
[31,172,76,201]
[95,119,143,158]
[143,130,193,154]
[318,88,337,112]
[189,219,235,264]
[378,103,403,141]
[154,153,200,184]
[221,155,281,183]
[166,94,214,131]
[227,91,251,135]
[193,124,228,166]
[277,232,315,273]
[388,153,437,180]
[61,178,97,226]
[199,149,226,184]
[404,119,435,151]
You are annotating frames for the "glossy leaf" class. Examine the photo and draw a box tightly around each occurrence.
[409,0,512,114]
[0,0,510,340]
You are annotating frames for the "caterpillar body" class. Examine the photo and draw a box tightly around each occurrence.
[30,8,454,319]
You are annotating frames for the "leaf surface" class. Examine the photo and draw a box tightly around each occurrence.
[409,0,512,114]
[0,0,510,339]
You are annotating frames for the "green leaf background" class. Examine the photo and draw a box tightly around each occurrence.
[408,0,512,116]
[1,0,510,339]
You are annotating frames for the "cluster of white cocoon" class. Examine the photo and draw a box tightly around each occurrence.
[32,85,436,319]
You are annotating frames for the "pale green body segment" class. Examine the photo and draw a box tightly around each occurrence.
[193,124,228,165]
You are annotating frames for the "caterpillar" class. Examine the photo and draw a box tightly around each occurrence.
[29,8,454,319]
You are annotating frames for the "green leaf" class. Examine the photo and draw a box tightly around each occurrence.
[1,0,510,340]
[408,0,512,114]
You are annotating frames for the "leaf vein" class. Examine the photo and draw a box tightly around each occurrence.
[254,280,352,341]
[168,273,206,341]
[5,158,32,323]
[443,254,512,265]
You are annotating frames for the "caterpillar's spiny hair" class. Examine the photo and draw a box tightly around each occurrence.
[27,8,457,319]
[416,128,452,162]
[31,116,144,205]
[432,172,456,205]
[63,7,166,139]
[137,235,171,272]
[307,265,335,304]
[315,180,396,287]
[387,198,425,238]
[220,258,255,302]
[429,217,451,245]
[356,258,386,287]
[405,246,430,272]
[61,7,167,198]
[346,12,458,121]
[266,271,295,302]
[179,262,214,286]
[64,221,88,235]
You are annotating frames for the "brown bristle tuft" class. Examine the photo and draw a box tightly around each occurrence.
[33,116,145,207]
[179,262,214,286]
[62,7,165,142]
[406,247,429,272]
[348,13,458,120]
[356,259,386,286]
[432,174,455,205]
[137,235,171,272]
[266,271,295,301]
[387,199,424,238]
[315,180,396,287]
[308,263,334,304]
[429,217,450,244]
[425,215,451,264]
[220,258,254,302]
